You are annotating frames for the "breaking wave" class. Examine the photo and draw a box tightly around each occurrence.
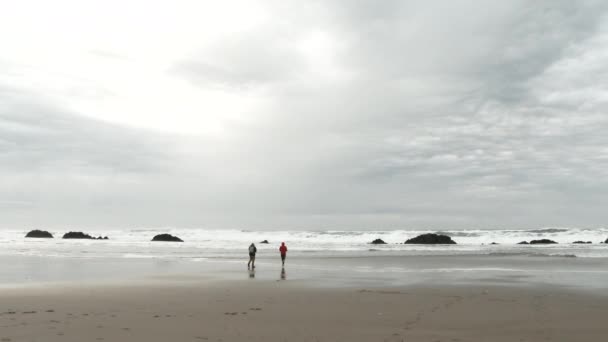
[0,226,607,259]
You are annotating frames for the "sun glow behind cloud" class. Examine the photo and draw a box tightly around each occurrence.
[0,0,274,135]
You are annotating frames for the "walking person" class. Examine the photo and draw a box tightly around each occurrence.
[248,243,257,269]
[279,242,288,267]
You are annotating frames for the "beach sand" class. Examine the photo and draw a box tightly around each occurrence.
[1,280,606,342]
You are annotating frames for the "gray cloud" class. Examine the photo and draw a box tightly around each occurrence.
[0,88,187,227]
[2,1,608,229]
[166,0,608,228]
[171,30,306,88]
[0,91,170,174]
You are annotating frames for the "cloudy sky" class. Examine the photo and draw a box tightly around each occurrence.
[1,0,608,230]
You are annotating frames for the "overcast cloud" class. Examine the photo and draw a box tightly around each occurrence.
[1,0,608,229]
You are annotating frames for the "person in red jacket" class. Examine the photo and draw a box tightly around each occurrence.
[279,242,288,267]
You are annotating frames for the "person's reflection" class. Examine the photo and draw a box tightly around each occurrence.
[280,267,286,280]
[248,268,255,279]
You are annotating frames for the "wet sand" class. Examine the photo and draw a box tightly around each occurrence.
[1,280,607,342]
[5,253,608,290]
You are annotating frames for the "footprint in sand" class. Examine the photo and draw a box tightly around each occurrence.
[22,311,37,314]
[45,309,55,313]
[1,338,12,342]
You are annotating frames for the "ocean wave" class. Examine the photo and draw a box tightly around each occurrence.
[489,252,577,258]
[2,227,608,259]
[526,228,569,233]
[489,252,534,257]
[315,231,367,236]
[436,231,481,237]
[122,253,156,259]
[529,253,577,258]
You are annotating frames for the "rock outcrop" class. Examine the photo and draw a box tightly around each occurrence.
[405,233,456,244]
[572,241,591,244]
[25,230,53,238]
[260,240,269,244]
[151,234,183,242]
[529,239,558,244]
[62,231,95,239]
[517,241,529,244]
[370,239,387,244]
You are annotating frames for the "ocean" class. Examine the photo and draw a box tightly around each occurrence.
[2,227,608,288]
[1,227,608,260]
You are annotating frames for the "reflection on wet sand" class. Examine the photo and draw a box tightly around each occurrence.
[280,267,286,280]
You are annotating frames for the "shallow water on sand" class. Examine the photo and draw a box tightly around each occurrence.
[2,253,608,293]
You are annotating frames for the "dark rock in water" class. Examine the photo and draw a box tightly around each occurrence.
[25,230,53,238]
[490,242,499,245]
[104,236,109,240]
[260,240,269,244]
[62,231,94,239]
[572,241,592,244]
[605,238,608,243]
[96,236,110,240]
[529,239,558,244]
[405,233,456,244]
[370,238,387,244]
[517,241,529,244]
[152,234,183,242]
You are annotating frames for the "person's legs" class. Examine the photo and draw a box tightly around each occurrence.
[248,254,253,268]
[281,254,286,266]
[251,255,256,268]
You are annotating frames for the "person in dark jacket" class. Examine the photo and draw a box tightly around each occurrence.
[248,243,257,269]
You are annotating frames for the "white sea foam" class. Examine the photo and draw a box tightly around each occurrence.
[1,227,607,259]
